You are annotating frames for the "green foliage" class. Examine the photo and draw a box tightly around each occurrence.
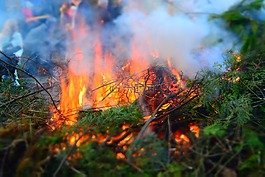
[217,94,252,125]
[36,104,151,176]
[157,162,186,177]
[1,1,265,176]
[243,128,264,149]
[0,79,51,126]
[203,121,227,137]
[211,0,265,53]
[77,104,143,136]
[0,80,26,121]
[80,104,143,125]
[38,132,63,146]
[76,142,120,176]
[198,69,223,109]
[130,134,168,173]
[195,31,265,175]
[236,128,265,176]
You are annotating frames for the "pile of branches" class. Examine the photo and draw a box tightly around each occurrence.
[1,50,264,177]
[0,50,203,176]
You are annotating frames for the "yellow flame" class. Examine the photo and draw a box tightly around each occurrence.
[79,85,87,107]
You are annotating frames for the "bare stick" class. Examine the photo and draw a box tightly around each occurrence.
[53,128,89,177]
[118,158,143,172]
[128,93,176,160]
[0,51,60,114]
[0,87,52,108]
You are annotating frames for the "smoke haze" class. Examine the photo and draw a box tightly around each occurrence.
[0,0,249,77]
[113,0,241,76]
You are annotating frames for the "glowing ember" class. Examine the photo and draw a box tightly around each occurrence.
[116,152,126,159]
[189,123,200,137]
[175,131,190,143]
[232,52,241,62]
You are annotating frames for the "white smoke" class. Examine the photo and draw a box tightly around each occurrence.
[0,0,244,77]
[172,0,240,14]
[114,0,241,77]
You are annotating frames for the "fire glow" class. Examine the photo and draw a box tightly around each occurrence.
[49,16,200,158]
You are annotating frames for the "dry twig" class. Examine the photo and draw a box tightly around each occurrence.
[0,51,60,114]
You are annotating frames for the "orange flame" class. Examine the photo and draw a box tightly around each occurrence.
[49,23,200,158]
